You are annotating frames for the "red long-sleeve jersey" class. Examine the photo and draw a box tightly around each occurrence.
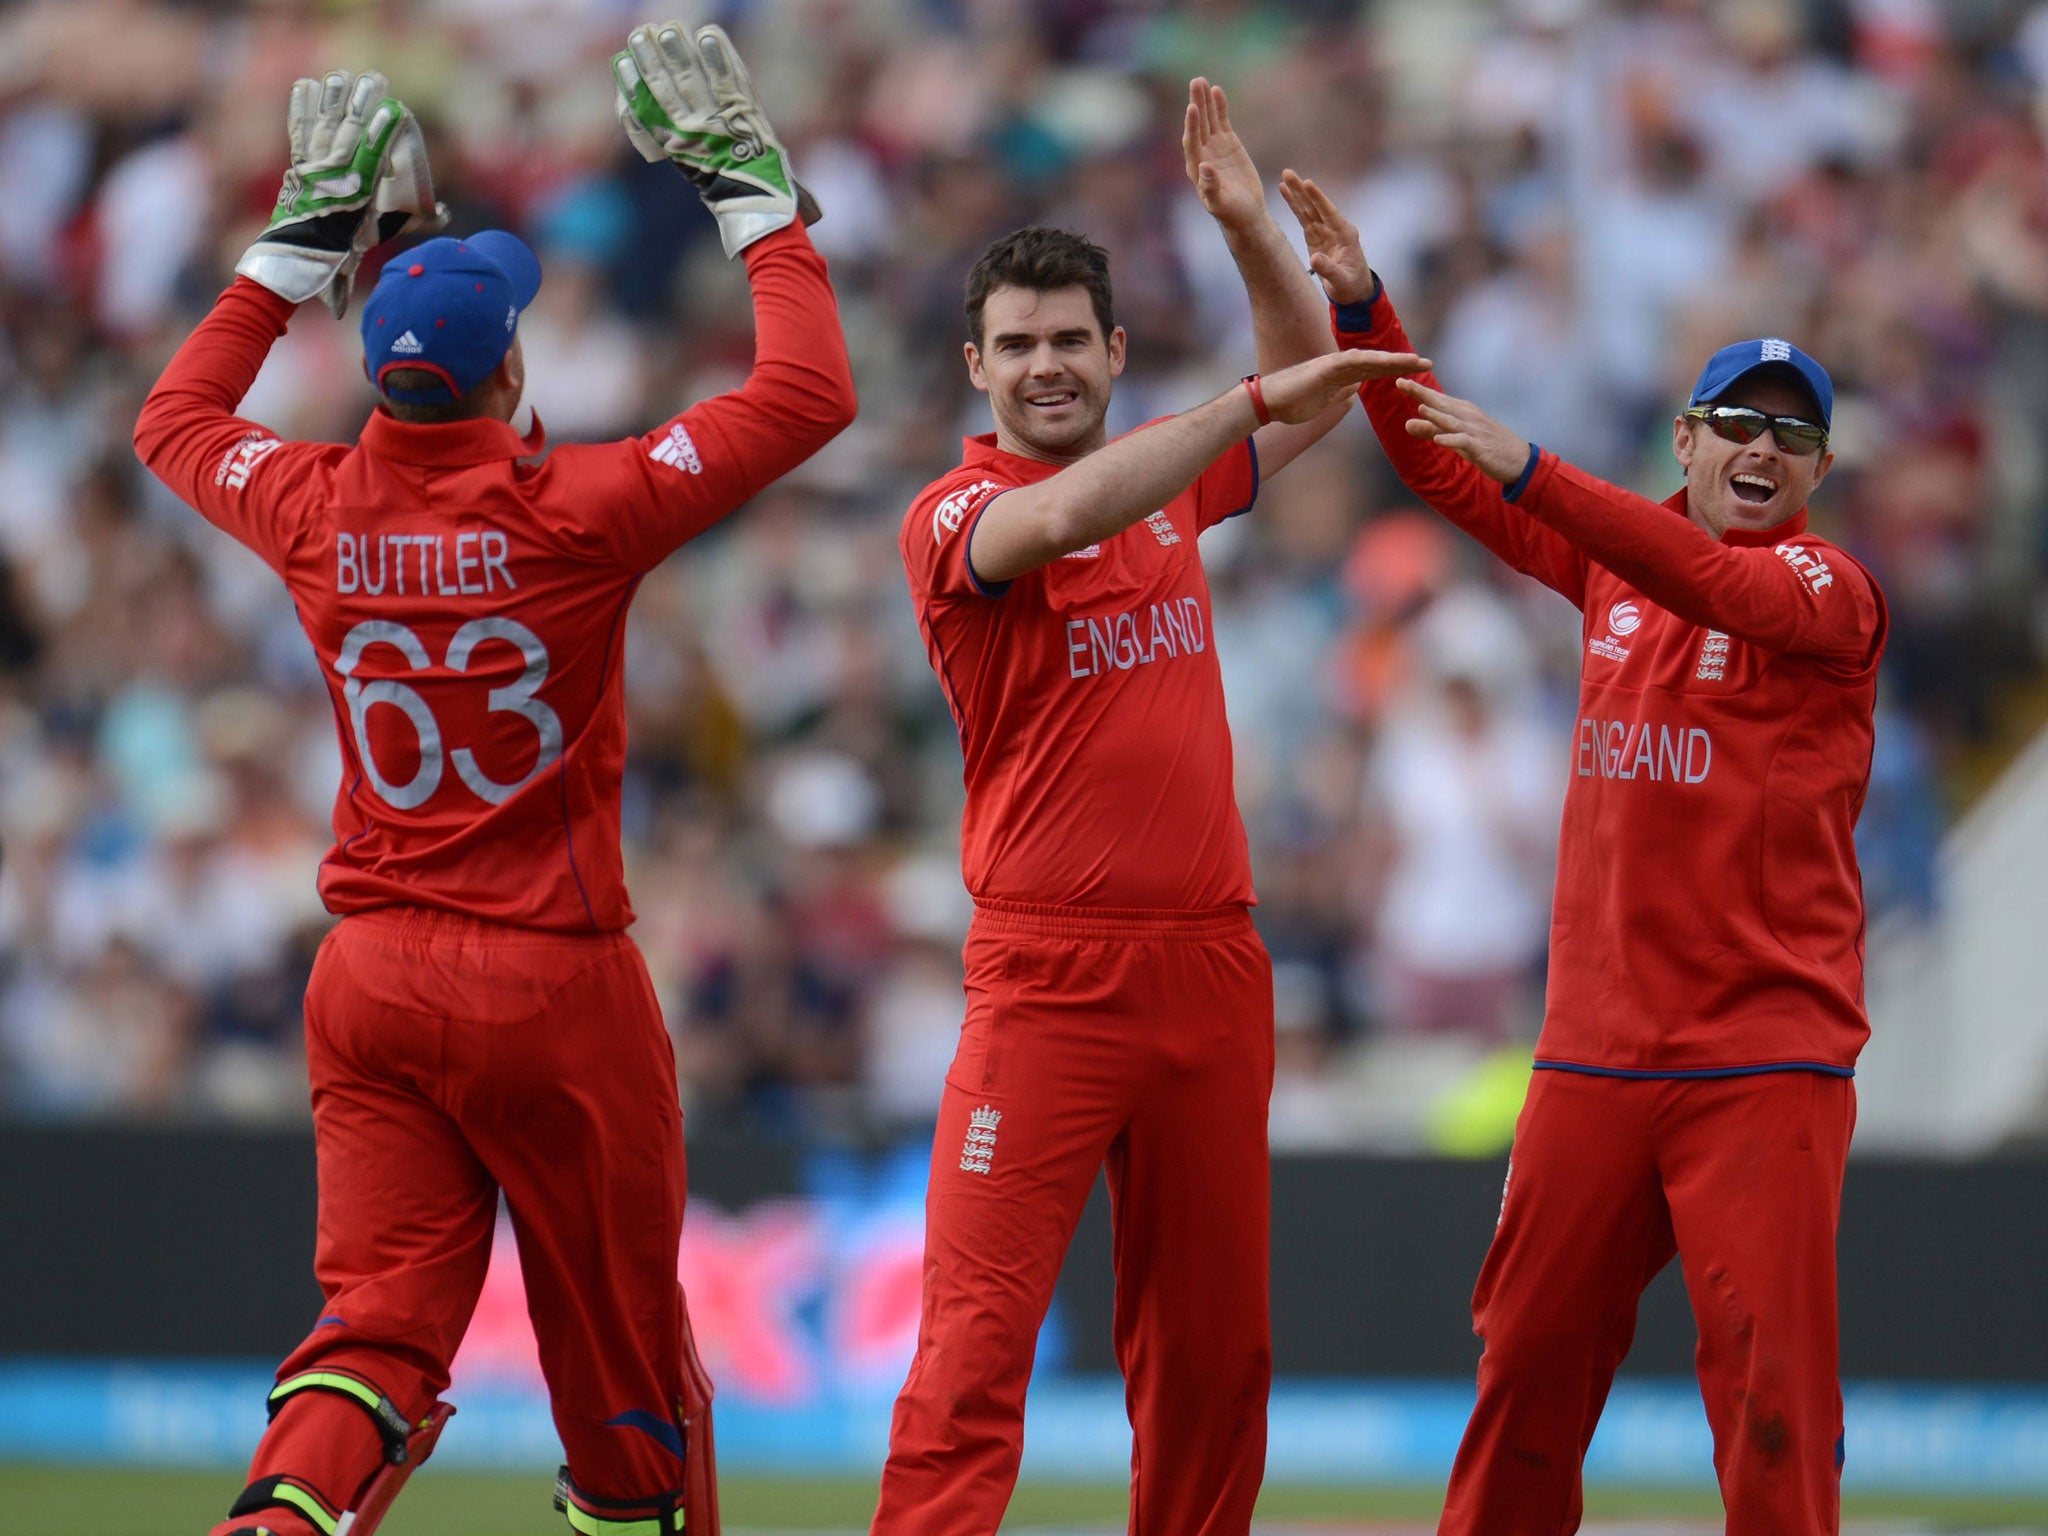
[1338,290,1887,1075]
[135,224,855,933]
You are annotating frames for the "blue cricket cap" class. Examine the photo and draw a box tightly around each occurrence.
[360,231,543,406]
[1688,337,1834,429]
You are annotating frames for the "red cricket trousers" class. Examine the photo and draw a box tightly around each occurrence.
[1441,1067,1857,1536]
[871,901,1275,1536]
[212,907,710,1536]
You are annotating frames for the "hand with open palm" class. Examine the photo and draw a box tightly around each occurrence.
[1183,77,1267,236]
[1279,169,1375,308]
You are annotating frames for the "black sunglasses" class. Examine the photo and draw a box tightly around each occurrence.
[1684,405,1829,456]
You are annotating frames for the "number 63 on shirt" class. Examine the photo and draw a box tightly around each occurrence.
[334,616,563,811]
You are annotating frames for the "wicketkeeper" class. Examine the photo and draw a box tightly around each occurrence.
[133,26,854,1536]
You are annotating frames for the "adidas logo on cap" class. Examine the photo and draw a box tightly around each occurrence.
[390,329,424,355]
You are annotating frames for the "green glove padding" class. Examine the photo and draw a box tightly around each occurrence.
[612,22,820,258]
[237,70,447,318]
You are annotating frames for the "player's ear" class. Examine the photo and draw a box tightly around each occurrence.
[486,337,526,422]
[1671,413,1694,473]
[1808,447,1835,496]
[964,340,990,394]
[1107,325,1127,380]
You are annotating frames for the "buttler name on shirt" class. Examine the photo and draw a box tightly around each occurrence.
[335,530,517,597]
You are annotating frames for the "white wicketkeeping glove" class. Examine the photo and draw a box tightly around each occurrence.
[611,21,821,258]
[237,71,448,318]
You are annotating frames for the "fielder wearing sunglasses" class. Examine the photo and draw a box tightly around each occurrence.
[1302,172,1885,1532]
[1669,341,1835,538]
[1682,404,1829,455]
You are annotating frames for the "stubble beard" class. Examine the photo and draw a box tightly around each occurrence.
[996,386,1110,464]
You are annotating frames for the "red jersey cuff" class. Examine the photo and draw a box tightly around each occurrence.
[1507,447,1562,511]
[227,275,301,326]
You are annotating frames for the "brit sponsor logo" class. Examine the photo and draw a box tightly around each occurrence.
[214,433,282,492]
[960,1105,1001,1175]
[1589,601,1639,663]
[1144,509,1181,547]
[1577,717,1713,784]
[1696,629,1731,682]
[1775,542,1835,593]
[650,423,703,475]
[1066,596,1207,679]
[933,479,1002,543]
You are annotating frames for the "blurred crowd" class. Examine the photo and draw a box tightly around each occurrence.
[0,0,2033,1144]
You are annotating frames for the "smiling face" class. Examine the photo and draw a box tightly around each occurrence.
[1675,371,1835,538]
[964,284,1126,464]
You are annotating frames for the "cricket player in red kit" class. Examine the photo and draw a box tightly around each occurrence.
[132,29,853,1536]
[1282,174,1886,1533]
[871,85,1426,1536]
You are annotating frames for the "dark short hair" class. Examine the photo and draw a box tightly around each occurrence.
[965,226,1115,348]
[378,369,494,426]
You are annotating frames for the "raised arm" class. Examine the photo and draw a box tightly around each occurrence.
[1183,79,1342,479]
[1385,371,1883,663]
[132,280,310,566]
[651,225,854,494]
[586,22,854,569]
[968,348,1426,586]
[1511,453,1884,665]
[593,219,855,570]
[136,68,440,566]
[1280,170,1589,607]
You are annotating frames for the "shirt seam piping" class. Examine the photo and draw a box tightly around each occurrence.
[1534,1059,1855,1079]
[964,488,1015,597]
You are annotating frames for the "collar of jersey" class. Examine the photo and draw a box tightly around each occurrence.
[360,409,548,466]
[961,432,1063,481]
[1660,487,1807,547]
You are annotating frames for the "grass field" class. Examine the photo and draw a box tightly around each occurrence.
[8,1466,2048,1535]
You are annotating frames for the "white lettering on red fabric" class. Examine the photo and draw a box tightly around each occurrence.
[1575,718,1712,784]
[336,531,516,596]
[1775,542,1835,593]
[650,423,702,474]
[1587,600,1639,663]
[932,480,1002,544]
[1066,596,1206,679]
[214,433,283,491]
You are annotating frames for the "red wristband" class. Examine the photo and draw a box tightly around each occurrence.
[1242,373,1272,427]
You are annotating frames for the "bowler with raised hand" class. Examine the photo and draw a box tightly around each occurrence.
[872,80,1426,1536]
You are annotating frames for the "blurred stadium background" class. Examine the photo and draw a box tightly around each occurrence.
[6,0,2048,1529]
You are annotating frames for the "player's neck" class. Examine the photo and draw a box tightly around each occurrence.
[992,420,1108,467]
